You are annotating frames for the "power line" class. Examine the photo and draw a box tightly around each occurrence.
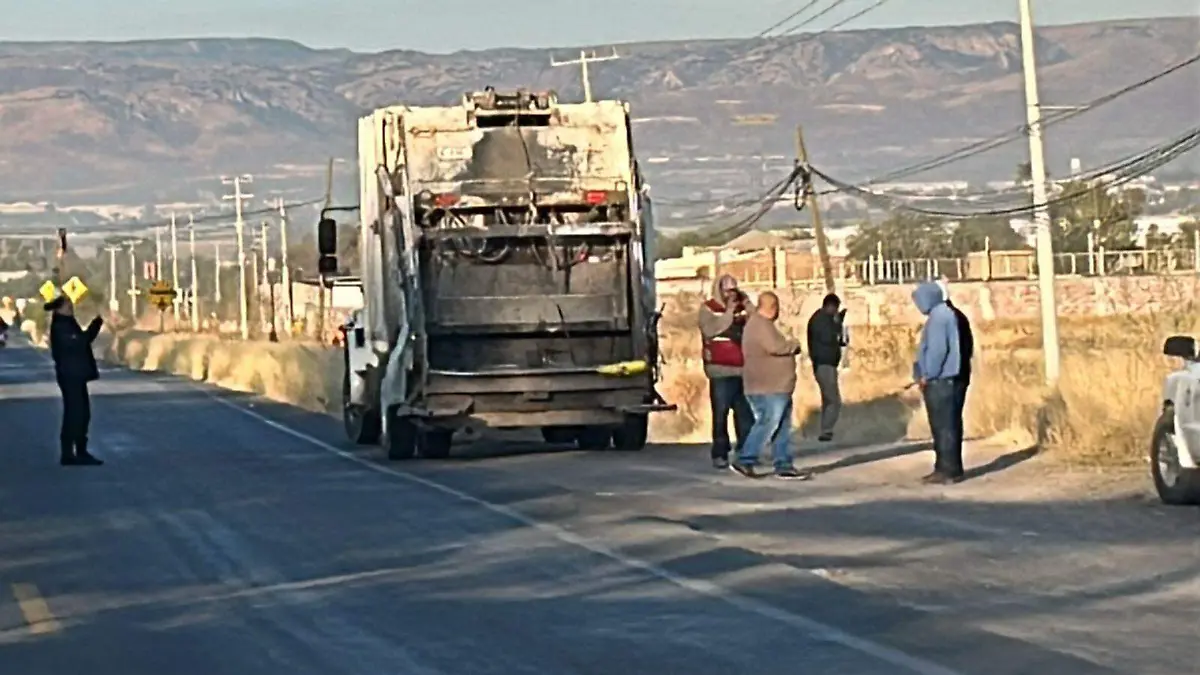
[823,0,892,33]
[767,0,856,38]
[757,1,823,37]
[818,51,1200,189]
[811,125,1200,218]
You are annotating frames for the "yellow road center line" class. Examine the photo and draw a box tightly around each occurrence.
[11,583,61,634]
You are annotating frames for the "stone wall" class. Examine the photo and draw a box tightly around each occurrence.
[725,274,1200,326]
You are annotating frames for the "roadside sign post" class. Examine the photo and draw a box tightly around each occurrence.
[266,258,280,343]
[148,280,177,332]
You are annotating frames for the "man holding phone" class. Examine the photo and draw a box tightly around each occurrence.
[698,274,754,469]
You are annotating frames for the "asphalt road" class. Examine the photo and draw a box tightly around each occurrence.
[1,339,1197,674]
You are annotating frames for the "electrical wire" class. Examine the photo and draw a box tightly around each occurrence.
[811,125,1200,218]
[661,49,1199,219]
[757,0,823,38]
[818,51,1200,191]
[765,0,856,38]
[823,0,892,33]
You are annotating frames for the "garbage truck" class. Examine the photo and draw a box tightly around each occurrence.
[320,87,674,460]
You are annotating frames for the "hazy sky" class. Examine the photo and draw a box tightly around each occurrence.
[1,1,1196,53]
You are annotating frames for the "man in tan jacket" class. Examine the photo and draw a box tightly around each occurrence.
[697,274,754,469]
[732,291,806,479]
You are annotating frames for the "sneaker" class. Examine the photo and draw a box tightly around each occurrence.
[74,453,103,466]
[729,462,758,478]
[712,457,730,470]
[817,433,834,442]
[774,466,813,480]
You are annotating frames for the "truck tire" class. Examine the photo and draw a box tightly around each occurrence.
[1151,407,1200,505]
[384,408,418,461]
[342,358,380,445]
[418,430,454,459]
[575,426,611,451]
[611,415,649,451]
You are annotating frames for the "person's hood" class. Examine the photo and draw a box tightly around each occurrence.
[912,281,945,316]
[709,273,737,302]
[936,278,950,301]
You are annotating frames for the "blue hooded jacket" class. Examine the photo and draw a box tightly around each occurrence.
[911,281,961,381]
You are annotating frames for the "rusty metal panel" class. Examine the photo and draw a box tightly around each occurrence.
[398,101,633,199]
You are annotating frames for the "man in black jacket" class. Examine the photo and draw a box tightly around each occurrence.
[47,295,104,466]
[943,295,973,445]
[806,293,847,442]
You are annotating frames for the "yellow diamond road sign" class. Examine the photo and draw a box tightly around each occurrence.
[62,276,88,304]
[38,280,57,303]
[148,279,177,311]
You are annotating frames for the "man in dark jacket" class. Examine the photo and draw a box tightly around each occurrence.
[806,293,847,442]
[47,295,104,466]
[943,291,973,447]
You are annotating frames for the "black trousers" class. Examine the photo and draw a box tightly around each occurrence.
[709,376,753,459]
[58,380,91,452]
[923,378,964,476]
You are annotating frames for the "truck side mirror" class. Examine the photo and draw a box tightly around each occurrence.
[317,218,337,256]
[1163,335,1197,360]
[318,255,338,275]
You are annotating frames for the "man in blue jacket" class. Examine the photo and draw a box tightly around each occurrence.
[911,281,963,484]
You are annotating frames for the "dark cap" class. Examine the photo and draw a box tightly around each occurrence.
[822,293,841,307]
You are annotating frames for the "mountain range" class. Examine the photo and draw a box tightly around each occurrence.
[0,16,1197,207]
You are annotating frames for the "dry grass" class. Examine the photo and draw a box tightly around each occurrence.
[100,295,1193,466]
[103,331,342,415]
[655,293,1191,465]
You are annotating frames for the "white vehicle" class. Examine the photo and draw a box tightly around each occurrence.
[1152,334,1200,504]
[322,88,673,460]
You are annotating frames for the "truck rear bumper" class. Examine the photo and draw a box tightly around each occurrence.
[395,369,675,430]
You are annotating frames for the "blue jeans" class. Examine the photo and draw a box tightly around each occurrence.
[709,377,753,459]
[738,393,794,470]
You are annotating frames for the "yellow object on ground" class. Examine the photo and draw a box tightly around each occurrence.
[596,360,648,376]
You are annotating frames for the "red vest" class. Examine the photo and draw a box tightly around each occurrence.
[702,299,745,367]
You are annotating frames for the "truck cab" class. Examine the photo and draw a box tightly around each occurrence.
[1152,334,1200,504]
[324,88,673,459]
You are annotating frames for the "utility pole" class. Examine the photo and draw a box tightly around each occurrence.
[170,213,181,325]
[250,244,260,335]
[222,175,253,340]
[104,245,121,314]
[317,159,334,343]
[795,125,835,293]
[550,48,618,103]
[127,245,138,318]
[189,216,200,332]
[154,227,163,280]
[277,197,292,327]
[55,229,67,285]
[213,243,223,310]
[1018,0,1061,385]
[260,220,269,300]
[259,220,271,335]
